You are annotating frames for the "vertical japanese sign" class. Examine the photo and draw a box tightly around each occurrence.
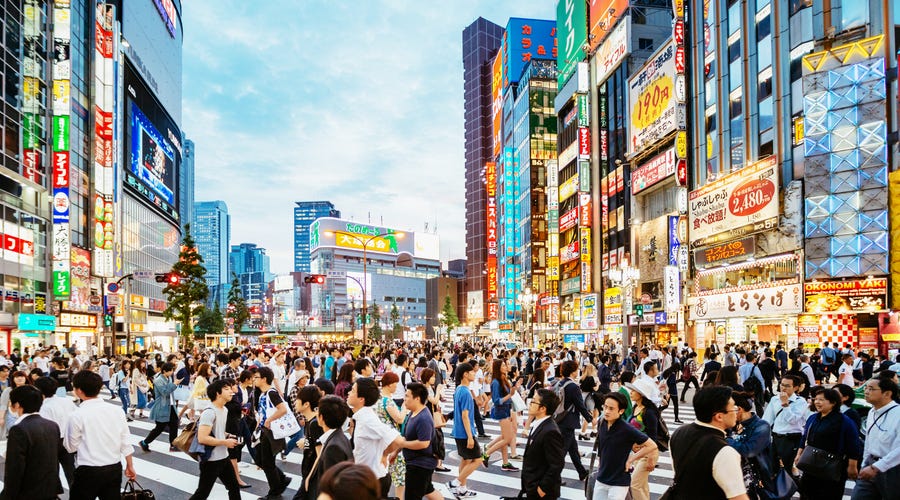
[502,148,519,315]
[23,0,45,185]
[486,162,498,320]
[556,0,587,86]
[491,50,503,159]
[51,0,72,298]
[92,2,115,277]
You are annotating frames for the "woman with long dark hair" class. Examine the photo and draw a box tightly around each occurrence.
[481,358,522,472]
[115,359,133,420]
[1,370,29,433]
[715,365,744,391]
[333,363,355,400]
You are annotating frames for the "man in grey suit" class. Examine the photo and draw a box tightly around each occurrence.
[297,395,353,500]
[1,385,63,500]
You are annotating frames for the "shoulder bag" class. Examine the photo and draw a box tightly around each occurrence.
[796,415,845,478]
[265,389,302,440]
[173,420,197,454]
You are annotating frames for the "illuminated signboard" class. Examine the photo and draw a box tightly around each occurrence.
[560,207,579,232]
[628,40,677,156]
[486,162,497,257]
[593,14,630,85]
[2,222,35,266]
[632,147,676,195]
[492,52,503,158]
[589,0,629,51]
[503,18,557,87]
[694,237,755,267]
[580,293,598,329]
[51,0,72,295]
[690,285,803,320]
[556,0,587,86]
[124,62,182,225]
[152,0,178,37]
[804,278,888,313]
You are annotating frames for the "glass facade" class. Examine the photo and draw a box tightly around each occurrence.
[121,196,180,300]
[293,200,339,272]
[193,200,230,308]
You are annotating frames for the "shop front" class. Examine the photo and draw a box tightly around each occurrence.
[15,313,58,353]
[58,312,98,351]
[802,277,888,354]
[689,254,803,349]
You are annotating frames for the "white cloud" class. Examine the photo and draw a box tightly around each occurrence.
[182,0,554,273]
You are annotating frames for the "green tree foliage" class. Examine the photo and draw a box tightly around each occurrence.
[225,274,250,335]
[440,295,460,339]
[162,224,209,348]
[390,302,401,340]
[195,303,225,339]
[370,303,383,338]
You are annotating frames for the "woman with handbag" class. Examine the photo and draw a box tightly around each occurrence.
[793,388,861,500]
[181,363,212,422]
[114,360,133,421]
[481,358,523,472]
[377,371,408,500]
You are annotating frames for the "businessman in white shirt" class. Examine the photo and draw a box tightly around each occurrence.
[761,374,809,475]
[65,370,135,500]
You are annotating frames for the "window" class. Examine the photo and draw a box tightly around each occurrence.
[728,3,742,35]
[758,69,772,100]
[638,38,654,51]
[759,96,774,131]
[758,36,772,70]
[756,15,771,40]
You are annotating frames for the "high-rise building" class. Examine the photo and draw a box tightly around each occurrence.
[193,201,230,309]
[180,139,195,230]
[462,18,504,326]
[294,201,340,272]
[229,243,271,320]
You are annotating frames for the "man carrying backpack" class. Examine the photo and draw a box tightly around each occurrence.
[554,360,594,483]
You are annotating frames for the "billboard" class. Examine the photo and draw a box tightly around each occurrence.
[413,233,439,260]
[66,248,91,313]
[593,14,630,85]
[556,0,587,86]
[580,293,598,329]
[492,51,503,158]
[688,156,779,247]
[631,147,676,194]
[51,0,72,296]
[690,285,803,320]
[346,272,371,304]
[124,62,182,225]
[467,291,484,323]
[628,40,677,155]
[2,222,35,266]
[804,278,887,313]
[503,18,557,87]
[589,0,629,51]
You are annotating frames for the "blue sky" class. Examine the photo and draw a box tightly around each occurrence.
[182,0,555,274]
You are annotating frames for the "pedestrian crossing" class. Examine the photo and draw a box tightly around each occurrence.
[0,391,856,499]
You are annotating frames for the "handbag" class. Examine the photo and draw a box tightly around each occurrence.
[510,391,527,413]
[265,390,302,440]
[173,385,191,402]
[756,468,798,500]
[121,479,155,500]
[796,445,842,478]
[172,420,197,454]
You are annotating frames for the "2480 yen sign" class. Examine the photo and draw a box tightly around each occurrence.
[729,177,775,217]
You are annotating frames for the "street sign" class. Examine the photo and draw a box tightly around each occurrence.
[107,295,120,306]
[133,270,154,279]
[326,270,346,279]
[106,283,119,293]
[89,295,102,305]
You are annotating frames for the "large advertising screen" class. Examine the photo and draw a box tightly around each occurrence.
[627,40,677,156]
[124,63,181,225]
[503,18,557,87]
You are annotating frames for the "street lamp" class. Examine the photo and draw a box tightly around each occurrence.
[609,256,640,361]
[324,230,404,344]
[517,288,538,346]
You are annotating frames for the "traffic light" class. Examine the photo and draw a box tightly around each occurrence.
[635,304,644,318]
[155,272,181,284]
[303,274,326,284]
[103,312,113,327]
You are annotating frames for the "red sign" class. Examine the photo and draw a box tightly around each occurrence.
[488,303,498,321]
[675,46,686,73]
[580,201,592,227]
[631,147,676,194]
[676,158,687,186]
[804,278,888,313]
[95,22,114,59]
[674,20,685,46]
[23,150,41,183]
[729,178,776,217]
[485,161,496,196]
[578,127,590,157]
[487,257,498,299]
[486,162,497,258]
[52,151,69,188]
[2,233,34,258]
[560,207,579,232]
[94,107,113,167]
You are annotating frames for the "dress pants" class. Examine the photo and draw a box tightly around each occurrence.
[771,434,801,474]
[70,463,121,500]
[628,449,659,500]
[144,408,178,445]
[189,457,241,500]
[560,426,587,477]
[254,431,287,495]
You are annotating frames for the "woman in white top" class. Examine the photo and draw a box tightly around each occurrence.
[180,362,212,421]
[131,358,151,419]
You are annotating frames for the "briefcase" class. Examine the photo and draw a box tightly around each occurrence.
[122,479,155,500]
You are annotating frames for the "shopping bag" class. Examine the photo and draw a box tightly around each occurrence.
[172,421,197,454]
[265,391,302,440]
[510,391,527,412]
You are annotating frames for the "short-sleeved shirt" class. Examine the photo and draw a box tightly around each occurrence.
[257,389,284,429]
[352,406,400,478]
[403,407,437,469]
[595,418,649,486]
[301,416,323,480]
[452,385,475,439]
[838,363,854,385]
[199,406,229,462]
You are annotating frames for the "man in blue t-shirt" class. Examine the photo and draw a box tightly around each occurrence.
[398,382,442,500]
[591,392,658,500]
[323,348,337,380]
[448,362,481,498]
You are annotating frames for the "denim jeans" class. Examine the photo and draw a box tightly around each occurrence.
[118,387,131,414]
[284,427,305,454]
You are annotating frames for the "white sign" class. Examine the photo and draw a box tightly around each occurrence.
[688,156,780,246]
[132,270,154,279]
[580,293,598,330]
[593,15,631,85]
[690,284,802,320]
[326,270,347,279]
[628,41,677,155]
[664,266,680,313]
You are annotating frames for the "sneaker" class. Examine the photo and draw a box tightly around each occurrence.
[447,479,460,493]
[500,463,520,472]
[126,417,134,422]
[481,452,490,468]
[509,454,522,460]
[139,440,150,452]
[169,446,178,452]
[455,488,477,498]
[477,433,489,438]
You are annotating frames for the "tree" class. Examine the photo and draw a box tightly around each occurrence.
[162,224,209,348]
[194,303,225,339]
[225,274,250,337]
[390,302,401,340]
[370,302,383,339]
[440,295,460,340]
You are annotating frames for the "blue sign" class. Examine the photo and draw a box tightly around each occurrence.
[504,18,557,87]
[18,313,57,331]
[668,216,680,266]
[563,334,585,344]
[654,312,668,325]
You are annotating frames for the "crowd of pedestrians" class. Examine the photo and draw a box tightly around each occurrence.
[0,338,896,500]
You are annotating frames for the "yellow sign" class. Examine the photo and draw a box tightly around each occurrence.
[580,228,592,263]
[632,75,674,130]
[334,232,393,253]
[559,175,579,201]
[548,256,560,281]
[675,131,687,159]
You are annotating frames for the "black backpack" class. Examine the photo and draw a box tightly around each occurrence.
[743,365,763,395]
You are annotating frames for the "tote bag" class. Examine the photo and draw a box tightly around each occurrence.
[265,390,302,440]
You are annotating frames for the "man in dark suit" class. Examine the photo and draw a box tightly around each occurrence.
[501,388,565,500]
[296,395,353,500]
[556,360,593,482]
[775,344,789,378]
[1,385,63,500]
[701,352,722,384]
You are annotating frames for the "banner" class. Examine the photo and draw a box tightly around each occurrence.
[804,278,887,313]
[632,147,676,194]
[556,0,587,86]
[689,156,779,247]
[690,285,803,320]
[628,41,677,155]
[580,293,598,329]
